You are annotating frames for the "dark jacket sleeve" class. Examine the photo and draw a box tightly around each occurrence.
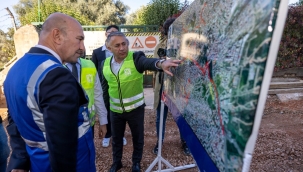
[91,49,99,71]
[39,67,86,172]
[6,110,31,172]
[99,60,110,110]
[133,51,160,73]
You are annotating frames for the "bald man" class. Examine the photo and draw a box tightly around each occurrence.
[4,12,96,172]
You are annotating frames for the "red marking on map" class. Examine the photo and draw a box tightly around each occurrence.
[182,56,225,135]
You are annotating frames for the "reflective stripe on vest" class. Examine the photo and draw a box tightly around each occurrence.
[80,58,97,126]
[25,59,91,151]
[110,99,144,112]
[110,92,144,104]
[103,51,144,113]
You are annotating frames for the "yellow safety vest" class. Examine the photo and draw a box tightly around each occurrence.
[103,51,144,113]
[80,58,96,126]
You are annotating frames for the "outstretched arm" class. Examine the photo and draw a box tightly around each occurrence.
[133,51,181,76]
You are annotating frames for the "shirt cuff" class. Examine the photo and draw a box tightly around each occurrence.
[99,115,108,125]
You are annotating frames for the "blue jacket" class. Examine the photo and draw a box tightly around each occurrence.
[4,47,96,172]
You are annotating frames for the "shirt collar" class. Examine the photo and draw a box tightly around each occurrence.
[111,56,124,64]
[102,45,109,51]
[35,45,62,63]
[65,58,80,65]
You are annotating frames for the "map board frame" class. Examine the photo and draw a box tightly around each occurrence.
[162,0,289,171]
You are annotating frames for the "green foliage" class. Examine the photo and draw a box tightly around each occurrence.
[74,0,129,25]
[130,0,181,26]
[15,0,93,25]
[13,0,129,26]
[125,6,148,32]
[0,28,16,68]
[276,5,303,71]
[126,6,147,25]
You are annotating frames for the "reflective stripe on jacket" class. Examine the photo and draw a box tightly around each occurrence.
[4,53,95,172]
[103,51,144,113]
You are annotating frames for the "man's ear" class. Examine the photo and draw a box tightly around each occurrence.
[52,28,62,45]
[106,43,112,51]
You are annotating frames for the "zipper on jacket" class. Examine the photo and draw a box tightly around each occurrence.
[110,57,125,112]
[115,73,125,112]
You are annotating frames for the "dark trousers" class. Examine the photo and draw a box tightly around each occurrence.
[104,105,112,138]
[111,105,144,164]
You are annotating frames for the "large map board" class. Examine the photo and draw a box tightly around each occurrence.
[163,0,288,171]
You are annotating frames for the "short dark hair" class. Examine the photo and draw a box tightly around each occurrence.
[106,25,119,32]
[105,31,129,45]
[163,18,176,36]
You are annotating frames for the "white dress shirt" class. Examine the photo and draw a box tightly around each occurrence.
[111,57,125,75]
[66,59,108,125]
[35,45,62,63]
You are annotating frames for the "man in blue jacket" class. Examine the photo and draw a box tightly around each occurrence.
[4,12,95,172]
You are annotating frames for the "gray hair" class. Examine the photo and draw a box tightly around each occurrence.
[105,31,129,45]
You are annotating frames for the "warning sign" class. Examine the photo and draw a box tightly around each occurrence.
[84,32,161,56]
[132,37,144,49]
[126,32,161,57]
[145,36,157,48]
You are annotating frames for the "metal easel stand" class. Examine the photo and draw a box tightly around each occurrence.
[145,100,196,172]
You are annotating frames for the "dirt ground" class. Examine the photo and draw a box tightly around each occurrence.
[1,94,303,171]
[250,95,303,172]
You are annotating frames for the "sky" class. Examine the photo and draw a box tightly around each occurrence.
[0,0,300,32]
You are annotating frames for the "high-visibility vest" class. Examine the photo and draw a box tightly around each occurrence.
[80,58,96,126]
[103,51,144,113]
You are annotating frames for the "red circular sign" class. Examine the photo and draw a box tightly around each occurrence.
[145,36,157,48]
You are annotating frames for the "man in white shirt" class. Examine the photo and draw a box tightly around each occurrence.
[66,54,107,139]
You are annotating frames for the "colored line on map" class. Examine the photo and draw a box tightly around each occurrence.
[181,56,225,135]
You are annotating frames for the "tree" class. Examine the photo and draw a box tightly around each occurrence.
[90,0,129,25]
[64,0,129,25]
[126,6,147,25]
[129,0,189,26]
[143,0,180,26]
[0,28,16,69]
[13,0,129,26]
[14,0,94,25]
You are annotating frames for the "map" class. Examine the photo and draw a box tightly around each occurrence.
[163,0,285,171]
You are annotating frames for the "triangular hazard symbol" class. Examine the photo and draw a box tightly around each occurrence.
[132,37,144,49]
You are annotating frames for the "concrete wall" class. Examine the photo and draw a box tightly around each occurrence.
[0,25,39,87]
[14,25,39,58]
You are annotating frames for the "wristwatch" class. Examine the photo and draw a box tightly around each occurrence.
[159,59,166,69]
